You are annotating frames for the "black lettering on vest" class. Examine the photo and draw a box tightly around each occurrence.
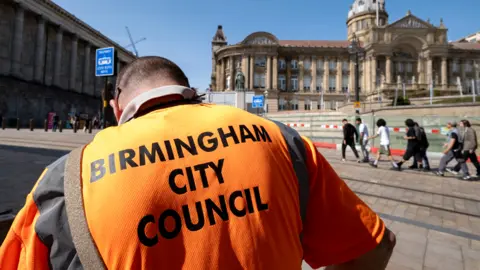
[244,188,255,213]
[90,159,106,183]
[174,136,198,158]
[253,186,269,211]
[119,149,138,170]
[168,168,187,195]
[158,209,182,240]
[137,215,158,247]
[205,195,229,226]
[185,166,197,192]
[229,190,246,217]
[182,202,205,232]
[209,159,225,184]
[239,125,257,143]
[198,132,218,152]
[164,140,175,160]
[194,163,210,188]
[139,143,166,166]
[218,126,239,147]
[108,153,116,174]
[253,125,272,142]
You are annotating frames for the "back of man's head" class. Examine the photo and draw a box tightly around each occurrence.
[115,56,190,108]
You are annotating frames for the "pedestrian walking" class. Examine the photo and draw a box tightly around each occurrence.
[0,56,395,269]
[410,122,430,171]
[341,118,361,163]
[395,119,423,171]
[451,120,480,180]
[356,117,370,162]
[52,115,59,132]
[83,118,91,133]
[435,122,463,176]
[367,118,398,169]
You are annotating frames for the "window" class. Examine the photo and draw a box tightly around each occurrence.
[303,75,311,91]
[317,60,324,70]
[329,75,336,92]
[362,20,367,29]
[304,99,311,110]
[356,20,361,31]
[254,73,261,88]
[226,75,231,90]
[342,61,349,71]
[279,59,286,69]
[291,75,298,91]
[235,58,241,69]
[406,63,413,73]
[342,75,349,92]
[329,60,336,70]
[303,59,311,70]
[255,56,266,67]
[260,73,266,88]
[397,62,404,72]
[291,99,299,110]
[278,98,286,111]
[466,60,473,72]
[278,75,286,90]
[291,60,298,69]
[316,75,323,91]
[453,61,458,73]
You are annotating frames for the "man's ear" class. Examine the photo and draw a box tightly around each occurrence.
[110,99,122,122]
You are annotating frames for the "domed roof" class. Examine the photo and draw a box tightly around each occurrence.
[348,0,386,19]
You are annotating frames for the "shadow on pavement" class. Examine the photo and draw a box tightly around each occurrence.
[0,144,70,157]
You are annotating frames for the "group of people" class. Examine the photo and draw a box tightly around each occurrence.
[341,118,479,181]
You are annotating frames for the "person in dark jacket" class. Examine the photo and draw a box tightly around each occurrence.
[450,120,479,180]
[411,122,430,171]
[396,119,423,170]
[342,119,361,163]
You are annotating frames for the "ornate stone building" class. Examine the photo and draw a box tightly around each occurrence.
[0,0,136,125]
[210,0,480,113]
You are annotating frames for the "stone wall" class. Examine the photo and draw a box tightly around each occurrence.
[0,75,101,127]
[0,3,14,75]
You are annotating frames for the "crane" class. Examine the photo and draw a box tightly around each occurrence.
[124,26,146,57]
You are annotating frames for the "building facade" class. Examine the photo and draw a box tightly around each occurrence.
[458,31,480,43]
[210,0,480,113]
[0,0,136,125]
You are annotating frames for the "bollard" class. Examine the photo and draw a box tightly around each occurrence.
[16,118,20,130]
[44,119,48,132]
[73,122,77,133]
[1,117,5,130]
[29,119,34,131]
[88,121,93,134]
[59,120,63,132]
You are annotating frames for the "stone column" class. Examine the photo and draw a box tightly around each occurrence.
[386,56,392,84]
[362,60,367,91]
[53,27,63,86]
[82,44,91,94]
[241,55,248,90]
[69,35,78,90]
[336,58,342,92]
[427,57,433,85]
[229,56,234,91]
[323,57,329,91]
[460,59,466,84]
[371,56,377,92]
[349,59,355,92]
[299,56,304,91]
[249,55,254,90]
[218,58,224,91]
[34,16,46,82]
[441,57,448,87]
[11,3,25,76]
[266,56,272,89]
[475,60,480,81]
[272,56,278,89]
[311,56,317,92]
[365,57,371,92]
[215,59,221,91]
[418,57,425,84]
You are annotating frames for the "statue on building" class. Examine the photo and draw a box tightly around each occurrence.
[235,71,245,90]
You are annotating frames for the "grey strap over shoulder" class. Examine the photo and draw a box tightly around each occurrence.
[64,146,107,269]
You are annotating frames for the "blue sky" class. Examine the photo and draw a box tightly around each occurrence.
[55,0,478,91]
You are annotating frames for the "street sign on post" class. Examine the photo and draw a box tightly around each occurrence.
[95,47,115,77]
[252,95,264,109]
[353,101,361,109]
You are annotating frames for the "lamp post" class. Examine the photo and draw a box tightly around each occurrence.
[348,34,364,115]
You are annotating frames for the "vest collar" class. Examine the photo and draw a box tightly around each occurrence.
[118,85,196,125]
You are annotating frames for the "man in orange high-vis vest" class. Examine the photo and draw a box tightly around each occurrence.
[0,56,396,270]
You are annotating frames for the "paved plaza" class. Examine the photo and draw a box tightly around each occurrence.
[1,130,480,269]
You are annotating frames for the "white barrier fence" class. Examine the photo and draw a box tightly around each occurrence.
[204,91,265,114]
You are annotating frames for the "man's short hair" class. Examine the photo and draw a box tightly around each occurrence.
[405,119,415,128]
[115,56,190,103]
[448,121,457,128]
[356,118,362,123]
[376,118,386,127]
[342,119,348,122]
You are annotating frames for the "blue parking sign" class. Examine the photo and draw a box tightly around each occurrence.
[95,47,115,77]
[252,95,264,108]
